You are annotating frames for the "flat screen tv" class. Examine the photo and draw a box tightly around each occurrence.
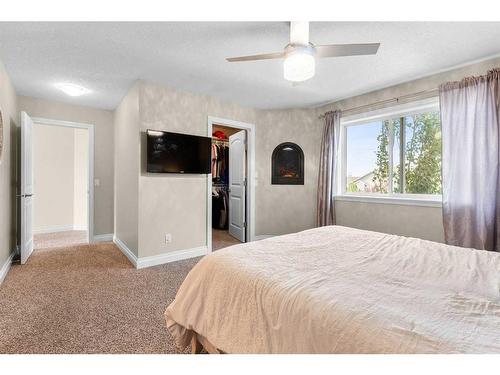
[146,130,211,174]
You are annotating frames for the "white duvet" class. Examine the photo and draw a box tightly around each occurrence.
[165,226,500,353]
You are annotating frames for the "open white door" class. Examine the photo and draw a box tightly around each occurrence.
[20,112,34,264]
[228,130,246,242]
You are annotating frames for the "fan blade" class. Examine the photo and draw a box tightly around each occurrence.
[290,21,309,45]
[226,52,285,62]
[315,43,380,58]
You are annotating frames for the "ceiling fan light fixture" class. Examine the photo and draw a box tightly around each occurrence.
[226,22,380,83]
[283,46,315,82]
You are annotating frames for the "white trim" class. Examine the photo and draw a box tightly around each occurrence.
[113,236,207,269]
[207,116,256,253]
[113,236,138,267]
[335,194,442,208]
[33,225,74,234]
[93,233,114,242]
[339,124,347,196]
[339,99,442,198]
[0,252,15,286]
[136,246,208,269]
[32,117,95,244]
[33,225,88,234]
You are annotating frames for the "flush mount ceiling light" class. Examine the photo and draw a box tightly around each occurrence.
[55,83,91,97]
[226,22,381,83]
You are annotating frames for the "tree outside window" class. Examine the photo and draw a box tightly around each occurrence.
[346,109,441,196]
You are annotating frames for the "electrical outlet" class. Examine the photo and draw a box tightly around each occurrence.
[165,233,172,244]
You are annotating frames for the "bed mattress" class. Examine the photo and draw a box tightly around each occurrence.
[165,225,500,353]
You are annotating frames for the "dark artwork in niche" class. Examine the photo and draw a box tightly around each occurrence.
[271,142,304,185]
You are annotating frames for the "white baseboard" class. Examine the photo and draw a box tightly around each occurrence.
[113,236,138,268]
[254,235,276,241]
[113,236,207,269]
[93,233,114,242]
[136,246,208,269]
[34,225,88,234]
[34,225,74,234]
[0,252,15,286]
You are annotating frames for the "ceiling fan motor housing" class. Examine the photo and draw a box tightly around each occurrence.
[285,43,316,58]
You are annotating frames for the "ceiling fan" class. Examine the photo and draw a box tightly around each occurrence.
[226,22,380,83]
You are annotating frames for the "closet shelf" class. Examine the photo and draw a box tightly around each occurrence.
[212,138,229,144]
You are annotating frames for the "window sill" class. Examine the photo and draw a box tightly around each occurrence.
[335,194,442,208]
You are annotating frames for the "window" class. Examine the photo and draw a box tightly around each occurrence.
[343,103,442,200]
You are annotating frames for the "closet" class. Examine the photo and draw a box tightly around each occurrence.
[211,124,247,250]
[212,137,229,230]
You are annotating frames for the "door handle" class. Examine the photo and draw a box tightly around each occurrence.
[17,194,33,198]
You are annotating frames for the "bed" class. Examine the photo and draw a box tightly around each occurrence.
[165,225,500,353]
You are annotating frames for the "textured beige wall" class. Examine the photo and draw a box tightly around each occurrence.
[114,83,140,255]
[138,81,257,257]
[0,58,17,267]
[316,56,500,242]
[116,56,500,260]
[136,82,326,256]
[17,96,114,236]
[254,108,321,235]
[73,128,88,229]
[33,124,75,231]
[318,57,500,116]
[335,201,444,243]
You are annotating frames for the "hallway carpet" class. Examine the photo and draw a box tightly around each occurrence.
[0,242,199,353]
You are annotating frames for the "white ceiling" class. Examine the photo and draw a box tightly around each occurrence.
[0,22,500,111]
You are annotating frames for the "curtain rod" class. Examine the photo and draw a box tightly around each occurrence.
[318,88,439,119]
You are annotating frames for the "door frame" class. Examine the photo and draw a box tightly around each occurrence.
[31,117,95,243]
[207,116,255,252]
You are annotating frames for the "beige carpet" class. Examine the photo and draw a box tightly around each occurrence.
[0,242,199,354]
[34,230,88,250]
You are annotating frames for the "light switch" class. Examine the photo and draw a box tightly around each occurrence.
[94,178,100,187]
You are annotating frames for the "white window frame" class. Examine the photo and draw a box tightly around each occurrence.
[337,97,442,207]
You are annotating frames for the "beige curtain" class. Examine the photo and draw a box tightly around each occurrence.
[439,68,500,251]
[317,110,341,227]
